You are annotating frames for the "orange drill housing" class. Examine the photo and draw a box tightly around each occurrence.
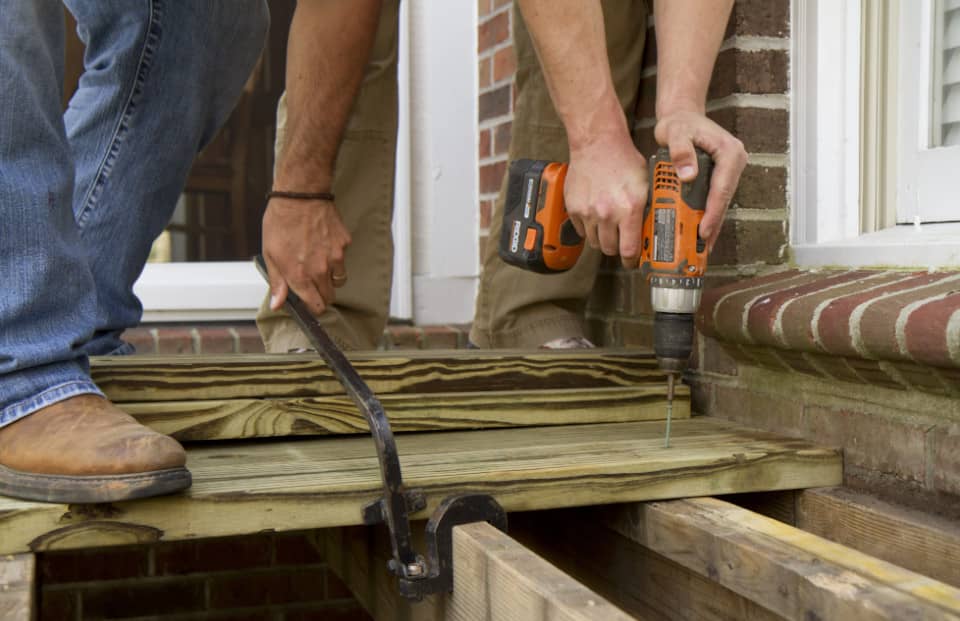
[640,148,713,280]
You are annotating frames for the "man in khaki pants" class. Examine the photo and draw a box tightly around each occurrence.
[258,0,747,353]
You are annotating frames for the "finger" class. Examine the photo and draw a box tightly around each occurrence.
[597,220,619,256]
[700,146,746,248]
[668,134,699,182]
[618,204,645,269]
[569,214,587,238]
[584,219,601,250]
[311,273,335,314]
[264,255,289,311]
[329,253,347,289]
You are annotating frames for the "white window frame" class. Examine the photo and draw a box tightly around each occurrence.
[791,0,960,269]
[136,0,478,324]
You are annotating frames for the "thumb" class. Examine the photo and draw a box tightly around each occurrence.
[668,138,699,182]
[269,274,289,311]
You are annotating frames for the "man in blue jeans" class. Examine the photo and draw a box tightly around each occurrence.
[0,1,268,503]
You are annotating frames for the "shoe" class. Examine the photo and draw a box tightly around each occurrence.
[540,337,596,349]
[0,395,191,504]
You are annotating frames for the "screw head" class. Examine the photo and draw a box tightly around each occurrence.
[406,562,425,577]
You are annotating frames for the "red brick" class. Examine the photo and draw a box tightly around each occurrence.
[778,272,909,352]
[493,0,511,9]
[156,327,195,355]
[39,547,148,584]
[816,272,939,358]
[697,269,802,338]
[707,107,789,154]
[421,325,462,349]
[744,271,871,348]
[709,49,789,101]
[154,534,273,575]
[616,317,654,348]
[387,325,422,349]
[480,199,493,229]
[493,121,512,155]
[478,11,509,52]
[233,325,266,353]
[733,164,787,211]
[479,84,511,122]
[274,531,325,565]
[479,128,491,159]
[79,579,206,618]
[477,0,490,18]
[208,567,327,608]
[478,57,491,89]
[901,291,960,368]
[709,219,787,267]
[726,0,790,38]
[805,406,929,484]
[122,327,156,354]
[197,326,235,354]
[492,45,516,83]
[930,423,960,495]
[480,161,507,194]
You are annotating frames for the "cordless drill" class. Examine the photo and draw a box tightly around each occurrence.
[499,148,714,446]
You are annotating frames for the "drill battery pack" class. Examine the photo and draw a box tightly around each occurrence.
[498,159,583,274]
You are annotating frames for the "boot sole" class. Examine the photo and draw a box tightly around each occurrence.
[0,465,192,504]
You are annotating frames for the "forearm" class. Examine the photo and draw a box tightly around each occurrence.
[515,0,629,151]
[275,0,382,192]
[654,0,733,117]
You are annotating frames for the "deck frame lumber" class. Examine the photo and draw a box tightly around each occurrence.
[0,554,35,621]
[509,509,781,621]
[0,418,841,555]
[797,487,960,588]
[600,497,960,620]
[444,521,634,620]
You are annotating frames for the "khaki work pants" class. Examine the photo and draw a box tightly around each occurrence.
[257,1,647,352]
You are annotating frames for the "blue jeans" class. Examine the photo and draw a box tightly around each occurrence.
[0,1,268,427]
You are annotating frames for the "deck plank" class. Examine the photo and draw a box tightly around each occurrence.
[119,386,689,441]
[0,418,841,555]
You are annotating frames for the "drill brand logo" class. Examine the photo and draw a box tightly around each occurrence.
[510,220,522,253]
[523,177,536,219]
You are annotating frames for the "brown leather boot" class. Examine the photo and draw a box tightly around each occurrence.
[0,394,191,503]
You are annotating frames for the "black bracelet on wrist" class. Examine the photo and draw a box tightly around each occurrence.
[265,190,335,202]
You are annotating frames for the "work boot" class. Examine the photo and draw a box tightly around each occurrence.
[0,395,191,503]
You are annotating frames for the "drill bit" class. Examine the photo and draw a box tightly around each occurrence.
[664,373,675,448]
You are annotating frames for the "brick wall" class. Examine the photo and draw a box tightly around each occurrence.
[37,532,371,620]
[477,0,515,252]
[476,0,792,346]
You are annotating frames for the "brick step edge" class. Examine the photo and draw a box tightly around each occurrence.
[120,323,472,355]
[696,269,960,397]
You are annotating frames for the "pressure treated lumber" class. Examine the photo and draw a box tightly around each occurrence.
[90,350,675,402]
[0,554,34,621]
[445,521,634,621]
[120,386,690,441]
[797,487,960,588]
[600,497,960,620]
[510,510,780,621]
[0,417,840,554]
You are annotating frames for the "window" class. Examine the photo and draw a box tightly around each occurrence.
[791,0,960,268]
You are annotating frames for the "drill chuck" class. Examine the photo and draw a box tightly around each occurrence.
[649,276,703,314]
[653,312,695,374]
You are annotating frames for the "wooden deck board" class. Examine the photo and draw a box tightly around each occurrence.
[0,418,840,555]
[91,351,675,402]
[119,386,689,441]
